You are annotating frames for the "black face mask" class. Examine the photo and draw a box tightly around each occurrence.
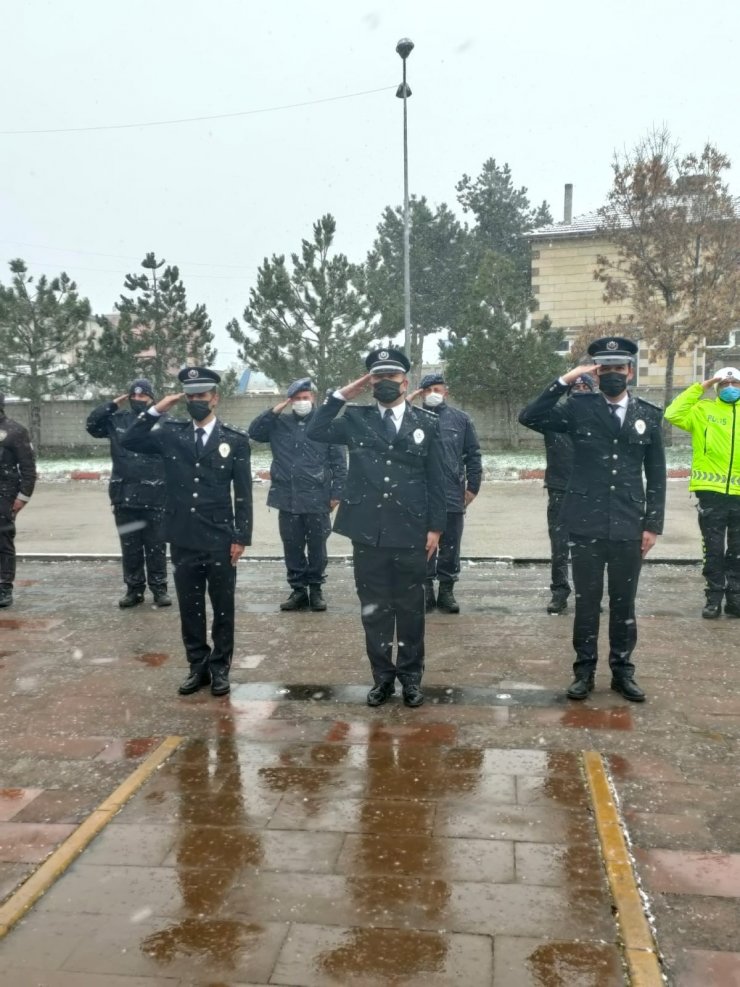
[373,380,403,404]
[186,400,213,422]
[598,372,628,398]
[129,399,150,415]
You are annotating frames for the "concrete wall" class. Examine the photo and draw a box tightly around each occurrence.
[5,391,691,455]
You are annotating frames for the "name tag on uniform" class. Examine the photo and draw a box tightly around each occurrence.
[634,420,646,435]
[413,428,425,445]
[219,442,231,458]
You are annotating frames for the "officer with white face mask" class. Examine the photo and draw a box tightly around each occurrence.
[248,377,347,612]
[666,366,740,619]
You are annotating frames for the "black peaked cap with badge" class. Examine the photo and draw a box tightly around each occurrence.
[587,337,639,365]
[365,348,411,375]
[178,366,221,394]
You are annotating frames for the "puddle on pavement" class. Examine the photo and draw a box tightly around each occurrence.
[526,940,624,984]
[96,738,161,761]
[134,652,170,667]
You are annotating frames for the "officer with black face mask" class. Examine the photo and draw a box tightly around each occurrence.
[306,347,446,708]
[519,337,666,704]
[86,378,170,609]
[121,367,252,698]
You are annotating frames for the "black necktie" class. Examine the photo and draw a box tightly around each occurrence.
[195,427,205,456]
[608,404,621,432]
[383,408,396,442]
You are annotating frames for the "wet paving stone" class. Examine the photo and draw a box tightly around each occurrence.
[0,822,76,863]
[0,787,43,820]
[673,948,740,986]
[492,936,625,986]
[635,848,740,897]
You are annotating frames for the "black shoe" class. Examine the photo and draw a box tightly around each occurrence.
[280,588,309,611]
[152,589,172,607]
[0,586,13,608]
[367,681,395,707]
[436,582,460,614]
[119,589,145,609]
[210,667,231,696]
[610,676,646,702]
[401,682,425,707]
[547,593,569,614]
[308,585,327,612]
[725,604,740,618]
[566,675,594,700]
[178,664,211,695]
[425,582,436,612]
[702,602,722,619]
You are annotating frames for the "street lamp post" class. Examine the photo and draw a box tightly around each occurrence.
[396,38,414,365]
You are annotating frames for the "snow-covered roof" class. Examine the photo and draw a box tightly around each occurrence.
[529,211,611,240]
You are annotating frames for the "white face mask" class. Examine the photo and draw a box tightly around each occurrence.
[292,399,313,417]
[423,392,445,408]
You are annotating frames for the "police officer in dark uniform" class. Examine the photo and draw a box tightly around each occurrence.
[0,392,37,608]
[121,367,252,697]
[411,372,482,614]
[523,373,595,614]
[248,377,346,612]
[86,378,171,609]
[307,348,447,708]
[519,337,666,702]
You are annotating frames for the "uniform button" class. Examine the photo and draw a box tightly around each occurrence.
[193,492,198,497]
[383,493,389,499]
[612,469,617,475]
[194,477,200,482]
[386,460,392,465]
[384,476,390,482]
[388,445,393,450]
[613,439,618,444]
[195,462,200,468]
[612,455,618,460]
[610,485,616,491]
[190,507,196,513]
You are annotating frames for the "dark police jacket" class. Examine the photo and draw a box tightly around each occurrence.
[248,408,347,514]
[306,395,447,549]
[86,402,167,510]
[121,413,252,550]
[519,380,666,540]
[427,403,483,512]
[0,412,36,508]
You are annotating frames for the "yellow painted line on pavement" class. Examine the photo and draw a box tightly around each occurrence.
[582,750,664,985]
[0,735,183,938]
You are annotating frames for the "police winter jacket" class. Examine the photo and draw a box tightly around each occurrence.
[120,413,253,550]
[425,403,482,512]
[664,383,740,495]
[0,413,36,505]
[247,407,347,514]
[86,402,167,509]
[306,396,447,549]
[519,380,666,540]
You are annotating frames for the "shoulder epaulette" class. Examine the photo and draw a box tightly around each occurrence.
[220,421,249,438]
[635,396,663,412]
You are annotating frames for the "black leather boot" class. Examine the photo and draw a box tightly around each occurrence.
[724,592,740,617]
[436,582,460,614]
[566,674,594,700]
[610,675,646,702]
[152,589,172,607]
[178,662,211,695]
[308,585,327,611]
[425,581,436,612]
[547,591,569,614]
[119,589,145,608]
[280,588,309,611]
[0,585,13,609]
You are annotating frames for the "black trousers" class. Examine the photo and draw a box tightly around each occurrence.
[546,489,570,596]
[278,510,331,587]
[352,542,427,685]
[570,536,642,679]
[113,506,167,591]
[696,491,740,600]
[426,511,464,583]
[171,543,236,670]
[0,500,16,587]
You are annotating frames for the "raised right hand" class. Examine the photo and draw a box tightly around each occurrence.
[272,398,292,413]
[702,375,724,391]
[154,393,184,413]
[339,374,373,401]
[562,364,599,385]
[114,393,129,407]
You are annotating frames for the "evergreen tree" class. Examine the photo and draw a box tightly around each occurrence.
[0,259,91,448]
[227,214,377,396]
[81,253,216,396]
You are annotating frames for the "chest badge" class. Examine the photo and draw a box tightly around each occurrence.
[413,428,425,445]
[634,419,646,435]
[0,430,7,442]
[219,442,231,458]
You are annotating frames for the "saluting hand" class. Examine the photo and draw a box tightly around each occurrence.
[339,374,372,401]
[153,393,184,414]
[562,364,598,385]
[114,393,129,407]
[701,375,724,391]
[407,388,423,402]
[273,398,292,413]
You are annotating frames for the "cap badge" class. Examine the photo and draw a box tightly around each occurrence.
[379,350,389,359]
[635,419,646,435]
[133,387,142,394]
[606,340,618,351]
[188,368,199,378]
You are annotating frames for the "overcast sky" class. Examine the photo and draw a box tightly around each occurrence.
[2,0,738,368]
